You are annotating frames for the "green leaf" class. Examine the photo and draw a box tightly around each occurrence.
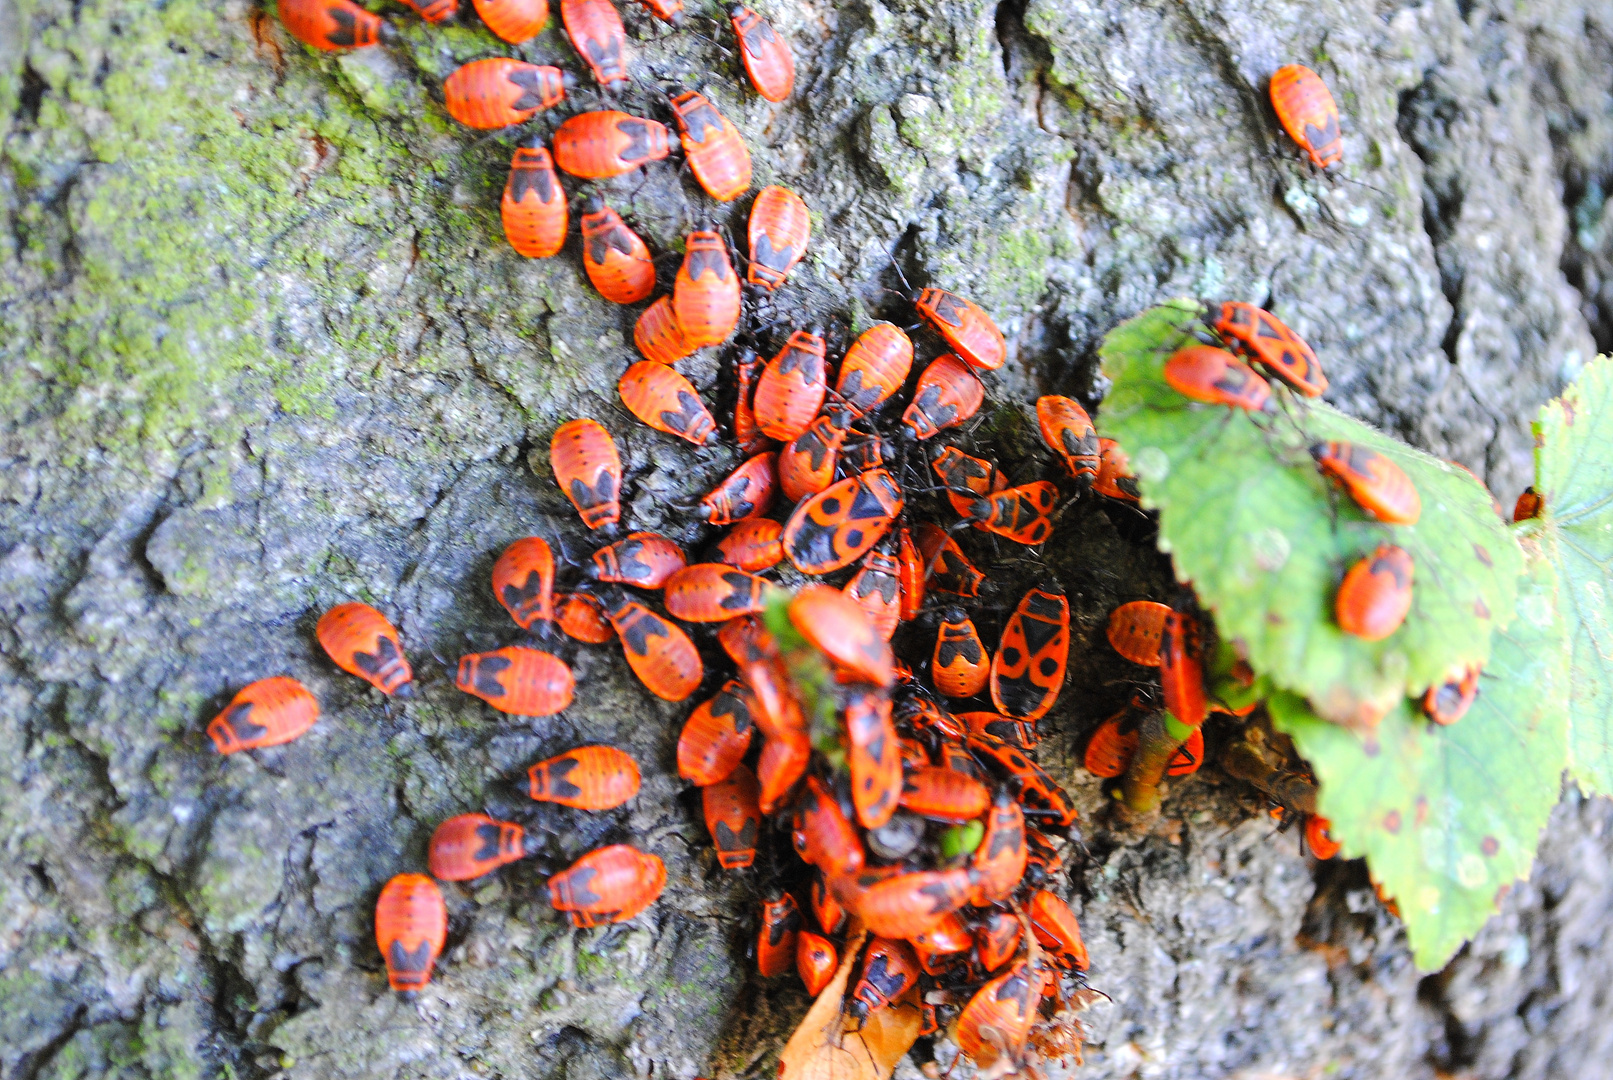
[1530,355,1613,795]
[1269,545,1567,970]
[1098,301,1523,726]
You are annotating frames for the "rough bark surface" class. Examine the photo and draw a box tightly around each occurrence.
[3,0,1613,1078]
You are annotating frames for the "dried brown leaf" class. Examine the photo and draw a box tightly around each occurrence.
[778,922,924,1080]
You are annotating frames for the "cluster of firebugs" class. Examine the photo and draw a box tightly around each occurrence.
[214,6,1525,1069]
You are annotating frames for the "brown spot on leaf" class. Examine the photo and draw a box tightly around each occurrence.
[1384,809,1402,834]
[1266,611,1283,626]
[1481,835,1499,856]
[1473,543,1492,567]
[1564,397,1577,425]
[1415,796,1428,826]
[1475,597,1490,619]
[1363,738,1381,758]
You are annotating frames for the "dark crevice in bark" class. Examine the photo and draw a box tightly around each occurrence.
[1397,74,1467,366]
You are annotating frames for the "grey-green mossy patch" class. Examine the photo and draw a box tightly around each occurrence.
[1098,300,1522,727]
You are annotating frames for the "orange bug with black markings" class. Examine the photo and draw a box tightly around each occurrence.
[931,444,1007,522]
[789,585,896,687]
[843,538,902,642]
[428,814,532,881]
[971,787,1027,904]
[810,871,848,936]
[1269,63,1343,170]
[844,684,902,829]
[837,322,914,414]
[792,774,865,877]
[443,59,568,129]
[619,362,717,446]
[528,745,641,809]
[973,908,1021,972]
[1214,301,1327,397]
[782,468,905,574]
[716,517,784,571]
[916,523,985,598]
[699,451,778,525]
[901,353,984,440]
[1159,609,1208,727]
[1425,665,1480,725]
[589,531,686,590]
[634,295,695,366]
[375,874,447,996]
[637,0,681,20]
[580,197,654,304]
[758,726,812,814]
[547,844,665,927]
[747,185,810,290]
[898,693,967,742]
[1036,394,1099,482]
[674,229,742,349]
[561,0,629,87]
[956,710,1035,751]
[553,111,671,178]
[554,591,614,643]
[317,602,414,696]
[473,0,548,43]
[969,732,1077,827]
[896,526,925,619]
[915,288,1005,371]
[849,937,921,1025]
[501,140,566,259]
[703,763,762,869]
[933,607,989,698]
[1029,888,1089,971]
[953,956,1050,1071]
[900,765,989,823]
[1307,815,1342,859]
[731,347,769,452]
[663,563,771,622]
[797,931,838,995]
[909,911,973,976]
[277,0,394,50]
[1165,344,1276,412]
[208,677,319,754]
[457,646,575,715]
[1082,710,1137,778]
[958,480,1059,545]
[779,402,856,502]
[669,90,752,202]
[730,5,794,101]
[758,891,803,977]
[678,680,757,785]
[1311,441,1421,524]
[1514,486,1543,522]
[1169,725,1206,776]
[593,586,703,701]
[1336,544,1414,641]
[550,418,622,531]
[1094,437,1140,502]
[849,868,974,945]
[1107,599,1170,666]
[754,327,829,442]
[398,0,455,21]
[492,536,556,630]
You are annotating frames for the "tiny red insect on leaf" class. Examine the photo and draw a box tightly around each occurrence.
[561,0,629,87]
[443,59,568,129]
[674,230,741,349]
[1036,395,1099,481]
[730,5,794,101]
[376,874,447,995]
[473,0,548,43]
[428,814,529,881]
[528,745,641,809]
[758,892,803,977]
[619,361,717,446]
[1514,486,1542,522]
[278,0,392,51]
[1214,301,1327,397]
[1311,441,1421,524]
[589,531,686,590]
[901,353,984,440]
[1165,344,1276,412]
[492,536,556,630]
[782,469,905,574]
[915,288,1005,371]
[716,517,785,572]
[548,844,665,927]
[678,680,756,785]
[207,677,319,754]
[580,197,654,304]
[1424,664,1481,726]
[317,602,413,696]
[553,111,671,179]
[663,563,771,622]
[456,647,575,715]
[746,185,810,290]
[1335,543,1414,641]
[700,451,779,525]
[670,90,752,202]
[502,140,566,259]
[1269,63,1342,170]
[551,419,622,530]
[703,763,762,869]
